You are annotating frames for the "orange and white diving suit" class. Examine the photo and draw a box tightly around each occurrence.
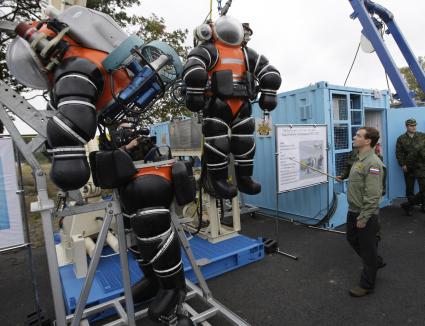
[7,6,193,325]
[183,15,282,199]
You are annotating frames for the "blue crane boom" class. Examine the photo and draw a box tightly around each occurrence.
[348,0,425,107]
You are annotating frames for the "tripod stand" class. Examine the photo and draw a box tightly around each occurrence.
[262,151,298,260]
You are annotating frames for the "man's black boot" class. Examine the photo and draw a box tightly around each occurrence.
[401,202,413,216]
[377,255,386,269]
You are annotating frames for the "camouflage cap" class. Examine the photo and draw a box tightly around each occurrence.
[405,118,417,126]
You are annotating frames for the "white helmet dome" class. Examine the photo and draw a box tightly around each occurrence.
[194,24,213,42]
[213,15,244,46]
[6,37,50,90]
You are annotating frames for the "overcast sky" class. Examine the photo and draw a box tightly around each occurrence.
[15,0,425,133]
[131,0,425,92]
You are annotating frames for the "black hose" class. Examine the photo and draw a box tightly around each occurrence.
[315,191,338,226]
[219,198,224,222]
[190,168,204,235]
[325,191,338,218]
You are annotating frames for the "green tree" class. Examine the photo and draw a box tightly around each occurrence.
[0,0,190,124]
[400,56,425,101]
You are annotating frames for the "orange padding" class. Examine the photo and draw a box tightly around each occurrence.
[227,98,244,116]
[35,22,131,111]
[208,40,246,116]
[133,164,173,182]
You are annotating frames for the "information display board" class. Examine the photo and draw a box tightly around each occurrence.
[276,125,328,193]
[0,138,25,249]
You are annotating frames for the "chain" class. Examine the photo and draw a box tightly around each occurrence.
[217,0,222,15]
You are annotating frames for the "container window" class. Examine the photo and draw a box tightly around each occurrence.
[335,152,352,176]
[332,96,348,120]
[351,110,362,125]
[334,124,349,150]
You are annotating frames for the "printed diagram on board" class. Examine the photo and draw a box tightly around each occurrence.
[299,141,325,180]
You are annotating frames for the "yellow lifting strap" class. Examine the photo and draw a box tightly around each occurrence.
[209,0,213,20]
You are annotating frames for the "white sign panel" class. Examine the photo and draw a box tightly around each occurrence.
[276,125,328,193]
[0,138,25,249]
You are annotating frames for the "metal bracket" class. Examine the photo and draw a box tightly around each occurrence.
[30,199,55,212]
[0,82,53,137]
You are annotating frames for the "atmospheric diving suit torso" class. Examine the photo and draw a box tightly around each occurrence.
[182,15,282,199]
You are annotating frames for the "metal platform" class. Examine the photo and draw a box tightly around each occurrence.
[182,234,264,282]
[59,234,264,318]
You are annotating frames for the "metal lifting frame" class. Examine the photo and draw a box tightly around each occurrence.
[0,80,250,325]
[172,149,258,243]
[348,0,425,107]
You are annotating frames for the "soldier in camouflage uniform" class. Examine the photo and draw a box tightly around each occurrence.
[396,118,425,215]
[404,126,425,213]
[346,127,386,298]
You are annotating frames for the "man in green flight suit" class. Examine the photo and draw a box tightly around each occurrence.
[345,127,385,297]
[396,118,424,215]
[336,145,386,195]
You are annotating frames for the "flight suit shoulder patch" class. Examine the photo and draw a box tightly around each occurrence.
[354,162,364,172]
[369,166,380,175]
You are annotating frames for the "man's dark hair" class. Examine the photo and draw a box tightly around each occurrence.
[360,127,380,148]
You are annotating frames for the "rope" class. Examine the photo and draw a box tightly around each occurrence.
[385,71,391,95]
[385,72,395,104]
[210,0,213,21]
[343,42,361,86]
[344,16,386,87]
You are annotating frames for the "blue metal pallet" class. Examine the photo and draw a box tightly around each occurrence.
[59,234,264,317]
[182,234,264,282]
